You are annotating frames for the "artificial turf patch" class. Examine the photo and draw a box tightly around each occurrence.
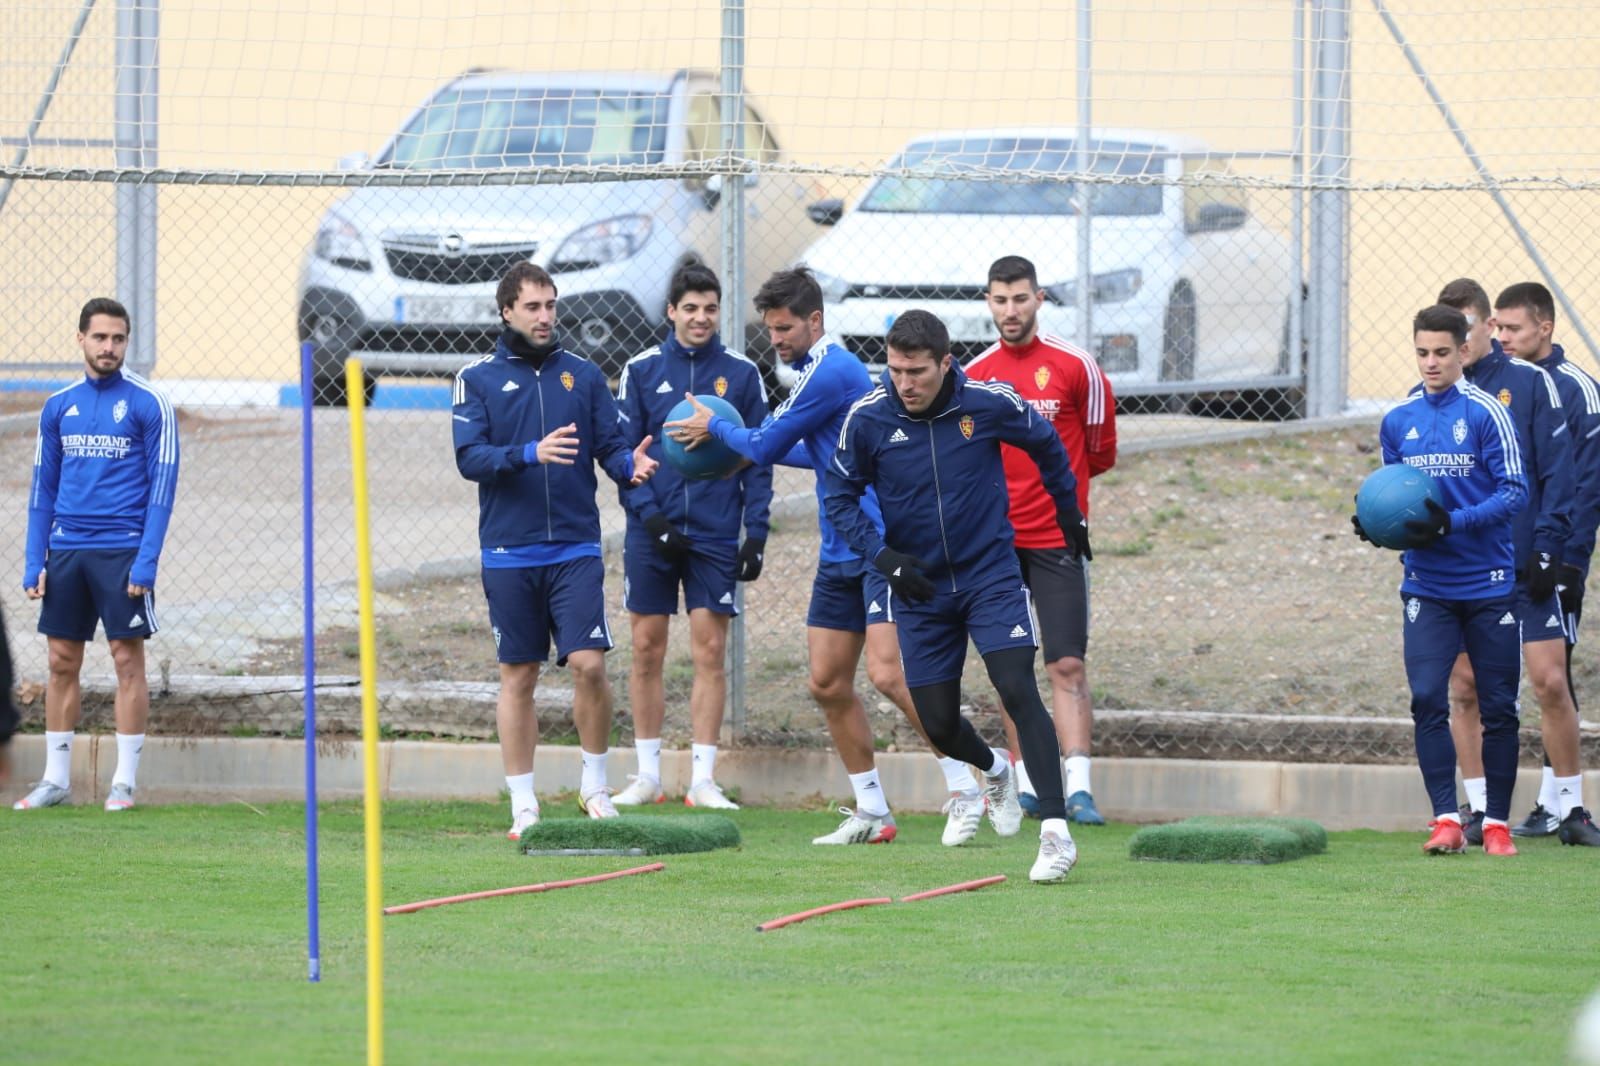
[1128,816,1328,864]
[519,814,740,855]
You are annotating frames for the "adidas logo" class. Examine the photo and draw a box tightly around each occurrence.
[491,546,508,554]
[655,380,674,393]
[1547,614,1562,628]
[128,614,144,627]
[892,566,903,577]
[64,404,80,417]
[589,626,604,639]
[501,380,520,392]
[658,532,671,543]
[868,600,883,614]
[1009,624,1028,638]
[1499,612,1516,625]
[1405,426,1419,440]
[888,428,909,443]
[719,591,733,605]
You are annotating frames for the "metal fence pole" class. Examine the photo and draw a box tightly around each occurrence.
[1290,0,1306,383]
[0,0,99,217]
[116,0,159,376]
[1307,0,1349,418]
[721,0,748,737]
[1075,0,1093,352]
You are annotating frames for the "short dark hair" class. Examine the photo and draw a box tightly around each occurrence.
[753,265,823,319]
[1413,304,1468,346]
[78,297,130,333]
[497,262,558,313]
[1436,278,1491,320]
[669,262,721,306]
[987,255,1039,291]
[1495,281,1555,324]
[885,309,950,359]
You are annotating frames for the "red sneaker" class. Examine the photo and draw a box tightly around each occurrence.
[1482,823,1518,856]
[1422,819,1466,854]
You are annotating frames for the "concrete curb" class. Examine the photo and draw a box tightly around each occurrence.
[8,734,1593,831]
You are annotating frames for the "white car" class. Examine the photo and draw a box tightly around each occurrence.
[799,128,1301,413]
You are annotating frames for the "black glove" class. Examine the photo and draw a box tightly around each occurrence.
[736,537,766,582]
[1402,498,1451,549]
[1351,513,1376,545]
[1055,498,1094,562]
[1558,562,1585,615]
[644,513,691,563]
[874,547,935,604]
[1524,551,1561,603]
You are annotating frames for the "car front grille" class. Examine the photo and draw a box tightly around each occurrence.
[844,283,988,302]
[362,325,502,354]
[383,243,539,285]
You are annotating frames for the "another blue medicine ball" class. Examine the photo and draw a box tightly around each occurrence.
[663,395,745,480]
[1356,463,1443,550]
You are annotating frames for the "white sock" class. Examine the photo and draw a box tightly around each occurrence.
[505,772,536,815]
[936,755,978,795]
[1463,776,1487,813]
[580,749,608,797]
[1064,755,1092,797]
[691,743,717,787]
[1538,765,1559,812]
[1435,811,1462,825]
[43,731,73,789]
[1554,774,1583,819]
[983,747,1010,778]
[1041,817,1072,841]
[847,769,889,816]
[1013,755,1035,797]
[112,733,145,789]
[635,737,662,782]
[1483,816,1507,828]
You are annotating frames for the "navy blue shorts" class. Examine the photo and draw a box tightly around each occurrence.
[806,557,891,633]
[1514,581,1570,644]
[38,548,158,642]
[622,529,739,617]
[481,556,612,665]
[895,572,1039,688]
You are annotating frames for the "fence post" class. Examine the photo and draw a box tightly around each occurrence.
[1075,0,1093,353]
[721,0,749,738]
[116,0,159,376]
[1307,0,1350,419]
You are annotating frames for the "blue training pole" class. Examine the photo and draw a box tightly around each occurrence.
[301,341,322,983]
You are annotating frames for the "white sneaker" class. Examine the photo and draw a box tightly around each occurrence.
[1029,830,1078,883]
[684,781,740,810]
[506,805,540,841]
[612,774,665,806]
[104,783,136,811]
[983,764,1023,837]
[940,790,985,846]
[14,781,70,810]
[811,807,897,845]
[578,788,620,819]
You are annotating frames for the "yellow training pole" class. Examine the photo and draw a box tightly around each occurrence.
[346,359,384,1066]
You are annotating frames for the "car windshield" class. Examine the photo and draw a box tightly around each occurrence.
[381,87,671,168]
[859,138,1167,216]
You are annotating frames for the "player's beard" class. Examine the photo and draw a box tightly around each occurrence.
[1001,310,1037,344]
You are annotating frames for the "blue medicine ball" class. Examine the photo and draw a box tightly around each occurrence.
[663,395,745,481]
[1356,463,1443,550]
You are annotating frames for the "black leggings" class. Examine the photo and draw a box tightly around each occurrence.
[908,646,1065,820]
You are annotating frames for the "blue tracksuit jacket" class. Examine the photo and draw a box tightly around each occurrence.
[453,333,647,550]
[823,367,1079,592]
[616,331,773,543]
[1530,344,1600,574]
[1381,379,1527,600]
[706,334,883,563]
[25,369,180,589]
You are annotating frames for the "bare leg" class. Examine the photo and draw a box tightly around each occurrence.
[626,613,669,742]
[1448,652,1484,779]
[1047,655,1091,761]
[688,608,730,744]
[496,661,541,776]
[107,638,149,735]
[863,622,936,747]
[44,638,86,732]
[1525,639,1581,776]
[806,626,876,774]
[566,649,613,755]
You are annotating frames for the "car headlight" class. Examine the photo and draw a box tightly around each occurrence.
[1045,268,1143,306]
[314,219,371,271]
[811,269,850,303]
[549,215,653,272]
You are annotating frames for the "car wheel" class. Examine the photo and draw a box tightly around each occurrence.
[568,312,629,377]
[1160,284,1197,413]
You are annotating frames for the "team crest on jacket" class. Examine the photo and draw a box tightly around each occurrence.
[1034,365,1050,390]
[560,371,575,391]
[714,376,728,398]
[1406,597,1420,623]
[1497,388,1512,407]
[959,414,974,439]
[112,399,128,423]
[1452,418,1468,444]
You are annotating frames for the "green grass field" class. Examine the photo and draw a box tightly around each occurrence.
[4,800,1595,1064]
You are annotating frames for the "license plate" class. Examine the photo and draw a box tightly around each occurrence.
[397,296,500,325]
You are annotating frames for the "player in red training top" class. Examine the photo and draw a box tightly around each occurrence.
[965,255,1117,824]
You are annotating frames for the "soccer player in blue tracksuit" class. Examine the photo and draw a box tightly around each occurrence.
[454,263,658,839]
[1425,279,1575,846]
[17,297,180,813]
[666,267,987,849]
[1356,304,1527,856]
[825,310,1092,883]
[1489,281,1600,844]
[611,264,772,810]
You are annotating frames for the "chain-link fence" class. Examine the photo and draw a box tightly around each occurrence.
[5,1,1600,764]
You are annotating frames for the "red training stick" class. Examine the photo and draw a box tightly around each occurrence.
[756,897,894,932]
[384,862,665,915]
[898,874,1006,902]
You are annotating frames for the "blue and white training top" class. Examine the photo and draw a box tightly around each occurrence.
[706,334,883,564]
[1380,378,1527,600]
[25,368,180,590]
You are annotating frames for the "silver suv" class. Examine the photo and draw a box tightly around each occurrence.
[297,68,818,404]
